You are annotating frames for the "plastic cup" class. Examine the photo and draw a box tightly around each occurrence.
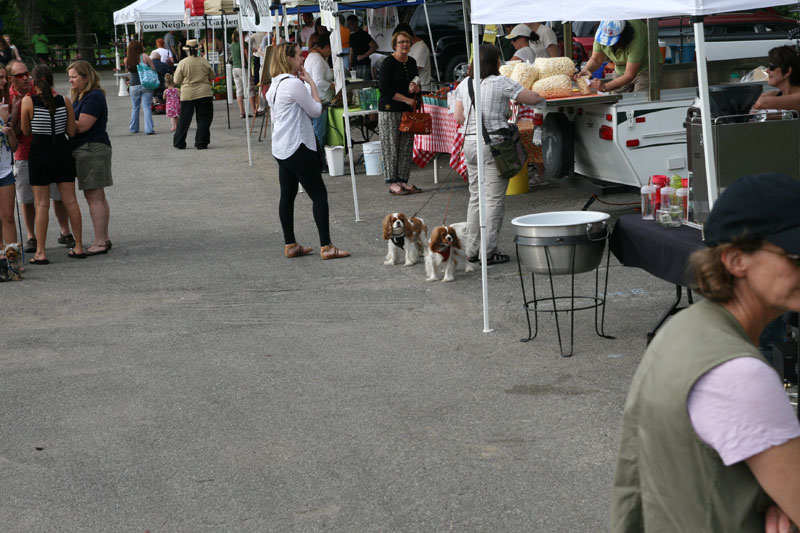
[640,185,656,220]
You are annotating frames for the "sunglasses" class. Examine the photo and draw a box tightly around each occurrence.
[768,63,783,72]
[12,72,29,79]
[761,247,800,268]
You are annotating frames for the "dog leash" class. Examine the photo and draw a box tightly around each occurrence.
[441,168,458,226]
[411,167,459,222]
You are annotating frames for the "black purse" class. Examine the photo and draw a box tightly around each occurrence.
[468,79,526,180]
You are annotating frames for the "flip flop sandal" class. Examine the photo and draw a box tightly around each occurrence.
[404,185,423,194]
[86,244,109,256]
[68,250,87,259]
[389,188,409,196]
[30,258,49,265]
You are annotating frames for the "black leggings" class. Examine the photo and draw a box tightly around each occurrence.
[275,143,331,247]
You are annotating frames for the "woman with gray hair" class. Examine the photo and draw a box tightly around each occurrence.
[611,173,800,531]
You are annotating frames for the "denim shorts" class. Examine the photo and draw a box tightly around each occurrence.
[0,170,14,187]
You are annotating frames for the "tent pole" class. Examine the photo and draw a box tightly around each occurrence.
[462,3,471,62]
[332,14,361,222]
[693,18,718,209]
[115,25,127,97]
[472,26,491,333]
[223,13,231,129]
[238,9,252,166]
[422,0,440,82]
[282,5,289,42]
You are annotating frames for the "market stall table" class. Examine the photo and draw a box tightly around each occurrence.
[326,107,379,147]
[609,214,704,342]
[411,103,467,183]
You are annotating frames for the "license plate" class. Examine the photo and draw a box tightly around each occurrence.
[533,128,542,145]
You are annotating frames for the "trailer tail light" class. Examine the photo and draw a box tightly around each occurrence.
[599,125,614,140]
[605,114,613,122]
[533,113,543,126]
[626,139,640,147]
[636,116,646,123]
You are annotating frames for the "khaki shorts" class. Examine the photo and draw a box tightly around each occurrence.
[15,160,61,204]
[74,142,113,191]
[232,67,245,98]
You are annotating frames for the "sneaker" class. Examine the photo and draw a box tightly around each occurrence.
[57,233,76,248]
[23,237,36,253]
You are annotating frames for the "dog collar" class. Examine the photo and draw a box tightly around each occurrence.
[391,236,405,250]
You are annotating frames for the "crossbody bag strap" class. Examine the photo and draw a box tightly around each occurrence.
[468,77,492,145]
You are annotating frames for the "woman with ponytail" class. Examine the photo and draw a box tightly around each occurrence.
[20,64,82,263]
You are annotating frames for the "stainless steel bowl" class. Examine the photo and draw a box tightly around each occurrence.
[511,211,610,275]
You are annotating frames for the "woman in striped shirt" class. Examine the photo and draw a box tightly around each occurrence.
[20,64,81,263]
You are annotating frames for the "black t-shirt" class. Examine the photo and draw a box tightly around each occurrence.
[72,89,110,149]
[350,30,374,66]
[378,55,419,113]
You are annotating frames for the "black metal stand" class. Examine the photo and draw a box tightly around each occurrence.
[516,238,614,357]
[645,285,693,344]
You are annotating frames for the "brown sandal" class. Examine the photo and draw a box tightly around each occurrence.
[284,243,313,258]
[320,244,351,260]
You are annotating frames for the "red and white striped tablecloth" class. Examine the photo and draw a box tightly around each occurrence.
[412,104,468,181]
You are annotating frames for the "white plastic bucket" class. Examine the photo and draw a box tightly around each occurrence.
[324,145,344,176]
[362,141,383,176]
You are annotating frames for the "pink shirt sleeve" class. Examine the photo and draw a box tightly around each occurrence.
[688,357,800,466]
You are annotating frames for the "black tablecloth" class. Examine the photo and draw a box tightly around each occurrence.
[609,214,704,287]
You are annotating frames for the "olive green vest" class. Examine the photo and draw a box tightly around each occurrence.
[610,299,773,532]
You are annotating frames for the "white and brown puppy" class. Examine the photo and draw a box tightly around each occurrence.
[425,222,475,282]
[382,213,428,266]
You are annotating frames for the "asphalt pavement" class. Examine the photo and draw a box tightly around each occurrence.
[1,71,684,532]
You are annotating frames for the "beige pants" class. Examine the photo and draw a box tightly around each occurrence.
[463,135,507,259]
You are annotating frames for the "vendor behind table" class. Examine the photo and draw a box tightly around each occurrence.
[575,20,651,94]
[505,24,536,64]
[751,45,800,115]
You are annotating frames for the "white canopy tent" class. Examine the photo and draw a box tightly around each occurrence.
[468,0,795,332]
[113,0,271,165]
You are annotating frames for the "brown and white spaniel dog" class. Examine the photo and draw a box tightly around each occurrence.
[382,212,428,266]
[425,222,474,282]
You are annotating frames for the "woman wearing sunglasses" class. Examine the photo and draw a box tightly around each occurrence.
[611,173,800,531]
[752,45,800,114]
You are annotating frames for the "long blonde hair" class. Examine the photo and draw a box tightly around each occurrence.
[268,42,298,78]
[67,60,103,102]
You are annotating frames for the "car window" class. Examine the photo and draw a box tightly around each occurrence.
[410,2,466,36]
[761,22,796,33]
[711,23,758,35]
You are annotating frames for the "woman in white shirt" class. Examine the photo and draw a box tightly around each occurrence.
[266,42,350,260]
[303,34,334,154]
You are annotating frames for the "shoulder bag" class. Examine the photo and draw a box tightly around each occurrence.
[398,96,432,135]
[137,56,160,90]
[468,78,526,180]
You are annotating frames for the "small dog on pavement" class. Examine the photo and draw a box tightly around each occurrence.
[382,212,428,266]
[1,243,22,281]
[425,222,474,282]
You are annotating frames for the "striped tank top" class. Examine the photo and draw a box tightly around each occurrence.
[30,94,67,136]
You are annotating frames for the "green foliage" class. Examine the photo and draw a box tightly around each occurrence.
[6,0,130,47]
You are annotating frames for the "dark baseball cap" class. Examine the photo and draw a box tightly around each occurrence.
[704,173,800,254]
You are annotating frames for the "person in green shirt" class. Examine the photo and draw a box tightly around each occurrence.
[230,31,246,118]
[31,26,50,65]
[575,20,650,93]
